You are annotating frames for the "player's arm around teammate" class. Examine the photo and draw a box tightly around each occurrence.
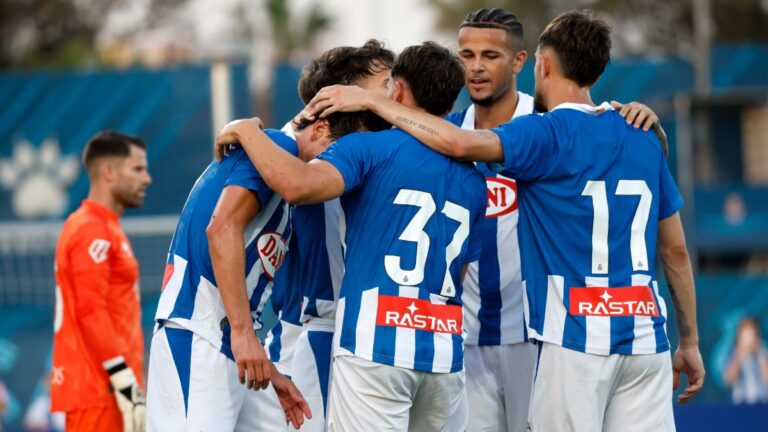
[302,86,666,161]
[206,181,312,427]
[216,118,346,205]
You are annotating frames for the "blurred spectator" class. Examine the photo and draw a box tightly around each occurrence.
[23,372,64,432]
[0,379,7,432]
[723,192,747,226]
[723,317,768,404]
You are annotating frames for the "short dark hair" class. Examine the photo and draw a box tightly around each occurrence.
[82,130,145,171]
[391,42,465,116]
[296,39,395,137]
[538,10,611,87]
[298,39,395,104]
[460,8,524,51]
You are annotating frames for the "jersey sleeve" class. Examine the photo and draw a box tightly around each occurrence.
[488,114,558,181]
[658,157,684,220]
[225,129,299,205]
[316,133,375,192]
[68,222,122,365]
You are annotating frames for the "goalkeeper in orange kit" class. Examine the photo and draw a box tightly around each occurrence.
[51,131,152,432]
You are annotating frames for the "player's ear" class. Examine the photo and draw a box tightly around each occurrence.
[393,81,405,104]
[539,47,554,79]
[512,50,527,74]
[310,118,331,141]
[99,160,116,183]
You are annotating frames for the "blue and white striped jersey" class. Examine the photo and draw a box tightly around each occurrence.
[264,252,303,375]
[263,123,304,375]
[490,102,683,356]
[292,200,345,322]
[318,128,486,373]
[154,129,296,361]
[446,92,534,346]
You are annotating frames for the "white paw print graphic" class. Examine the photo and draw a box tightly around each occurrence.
[0,137,80,219]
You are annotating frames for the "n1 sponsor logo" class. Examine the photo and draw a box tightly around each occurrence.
[258,232,287,280]
[376,295,462,335]
[569,286,659,317]
[486,176,517,218]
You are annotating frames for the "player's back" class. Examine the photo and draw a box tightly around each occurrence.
[495,103,682,356]
[319,128,486,373]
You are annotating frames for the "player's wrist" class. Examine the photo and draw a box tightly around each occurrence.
[678,338,700,349]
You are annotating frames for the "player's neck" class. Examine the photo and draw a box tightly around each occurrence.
[546,79,594,111]
[87,187,125,216]
[474,88,519,129]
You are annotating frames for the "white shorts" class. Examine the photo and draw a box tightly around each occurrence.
[528,342,675,432]
[146,323,287,431]
[289,319,335,432]
[464,342,537,432]
[327,355,466,432]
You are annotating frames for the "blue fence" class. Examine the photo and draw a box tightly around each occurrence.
[0,63,251,221]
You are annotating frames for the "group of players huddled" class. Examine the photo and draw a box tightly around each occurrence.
[51,7,706,432]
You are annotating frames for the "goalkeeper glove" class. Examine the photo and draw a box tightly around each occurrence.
[105,357,146,432]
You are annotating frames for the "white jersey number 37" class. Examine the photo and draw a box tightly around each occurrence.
[384,189,470,298]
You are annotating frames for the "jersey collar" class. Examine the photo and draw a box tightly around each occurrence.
[83,199,120,221]
[550,101,614,114]
[463,91,535,130]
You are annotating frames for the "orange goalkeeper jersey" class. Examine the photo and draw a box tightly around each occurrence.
[51,199,144,412]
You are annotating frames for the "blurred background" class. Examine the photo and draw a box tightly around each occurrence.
[0,0,767,430]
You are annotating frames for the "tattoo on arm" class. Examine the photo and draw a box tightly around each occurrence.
[395,116,440,137]
[478,130,496,140]
[667,278,693,339]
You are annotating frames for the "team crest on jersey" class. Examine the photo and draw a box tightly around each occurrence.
[569,286,659,317]
[485,177,517,218]
[376,295,462,335]
[87,239,110,264]
[257,232,287,280]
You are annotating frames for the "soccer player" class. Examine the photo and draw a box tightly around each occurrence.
[283,42,395,432]
[215,42,487,431]
[304,10,705,431]
[147,42,393,431]
[258,41,395,431]
[449,8,664,431]
[52,131,151,432]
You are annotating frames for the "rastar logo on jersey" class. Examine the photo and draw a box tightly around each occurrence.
[486,176,517,218]
[257,232,287,280]
[376,295,462,335]
[569,286,659,317]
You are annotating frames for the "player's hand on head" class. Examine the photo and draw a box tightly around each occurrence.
[214,117,265,162]
[672,345,706,404]
[611,100,659,132]
[230,326,271,390]
[305,85,370,119]
[271,367,312,429]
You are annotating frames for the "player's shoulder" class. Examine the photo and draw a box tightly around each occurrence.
[264,128,298,156]
[445,108,468,127]
[61,205,112,247]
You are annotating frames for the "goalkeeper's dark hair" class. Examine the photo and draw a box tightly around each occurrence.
[460,8,524,51]
[538,10,611,87]
[83,130,145,172]
[296,39,395,137]
[391,42,465,116]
